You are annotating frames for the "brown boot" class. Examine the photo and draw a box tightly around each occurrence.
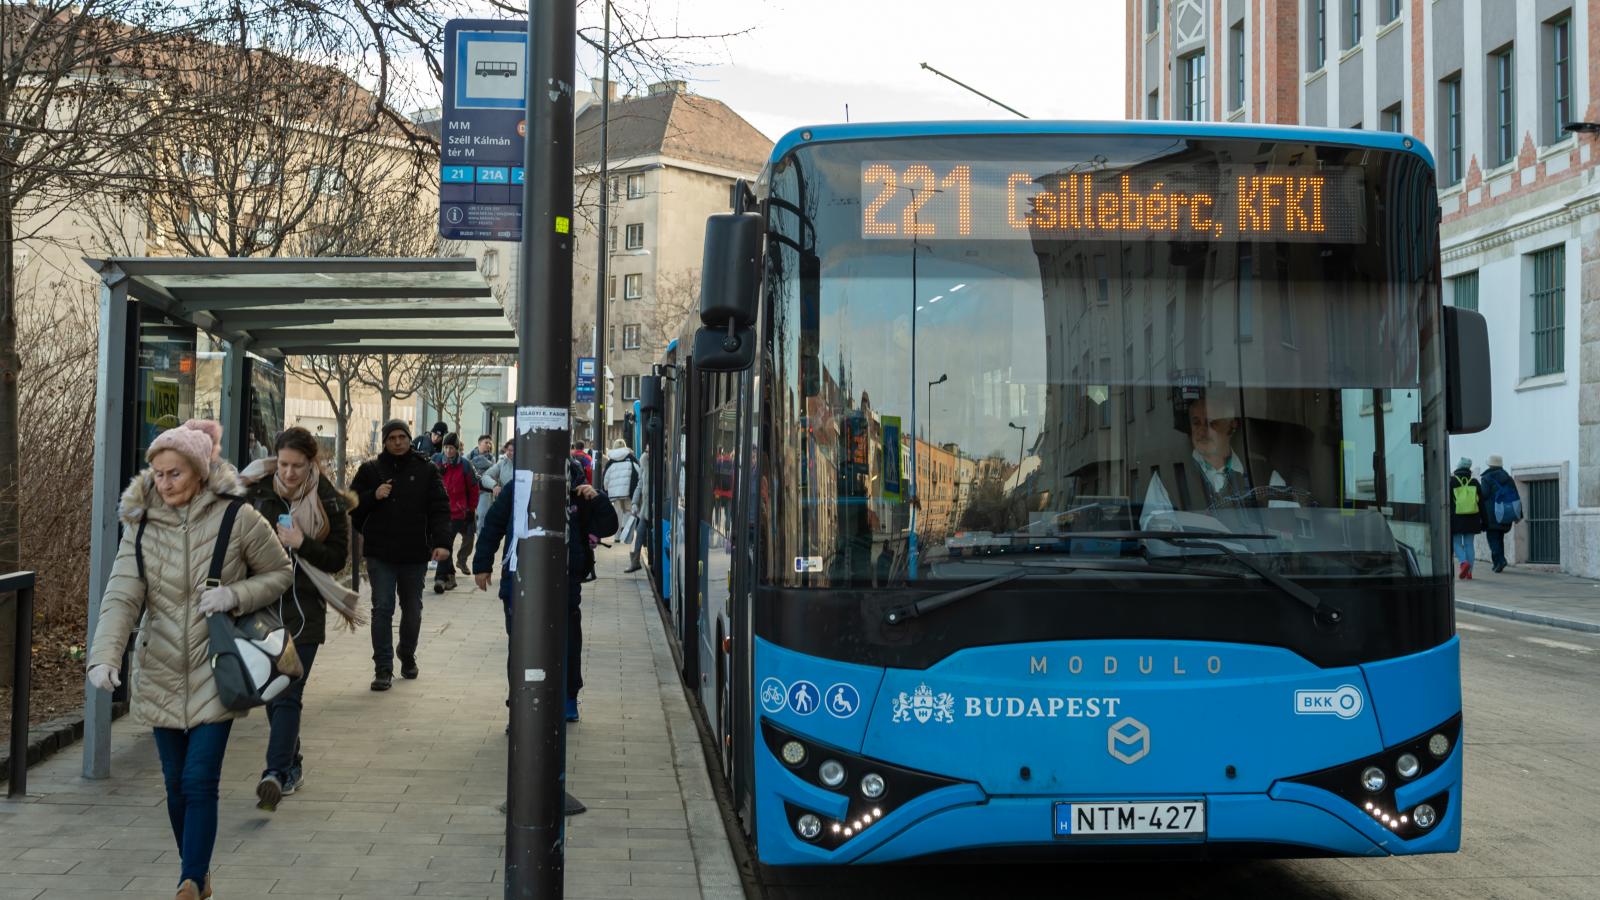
[175,880,200,900]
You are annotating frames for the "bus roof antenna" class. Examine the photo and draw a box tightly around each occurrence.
[919,62,1029,119]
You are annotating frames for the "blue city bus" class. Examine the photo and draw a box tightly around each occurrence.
[636,121,1491,864]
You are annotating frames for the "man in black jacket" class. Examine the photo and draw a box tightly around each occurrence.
[351,420,452,691]
[473,455,617,721]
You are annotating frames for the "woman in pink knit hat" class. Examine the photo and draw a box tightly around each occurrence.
[87,420,293,900]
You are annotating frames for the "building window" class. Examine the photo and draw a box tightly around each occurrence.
[1180,51,1207,121]
[626,173,645,198]
[181,151,214,178]
[609,177,620,202]
[608,274,616,300]
[609,325,616,352]
[1309,0,1326,70]
[1230,22,1245,111]
[1450,271,1478,312]
[1546,16,1571,145]
[624,223,644,250]
[622,324,641,350]
[1381,102,1403,133]
[608,226,617,251]
[1380,0,1401,26]
[1530,245,1565,376]
[310,166,345,195]
[1490,45,1516,167]
[1344,0,1360,49]
[1094,254,1109,304]
[624,273,642,299]
[183,206,213,237]
[1146,0,1159,33]
[1526,478,1561,564]
[481,249,500,279]
[245,158,277,186]
[1441,74,1463,185]
[1146,90,1160,120]
[622,374,641,400]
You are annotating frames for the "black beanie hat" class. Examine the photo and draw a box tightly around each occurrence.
[431,421,448,435]
[382,419,412,441]
[443,432,461,448]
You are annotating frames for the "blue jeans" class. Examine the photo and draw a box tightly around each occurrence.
[264,642,318,784]
[368,559,426,673]
[1453,533,1475,567]
[152,721,233,887]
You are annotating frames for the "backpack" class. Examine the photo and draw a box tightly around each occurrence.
[1452,475,1480,516]
[1490,475,1523,525]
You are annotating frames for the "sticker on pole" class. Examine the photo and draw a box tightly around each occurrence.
[517,405,568,434]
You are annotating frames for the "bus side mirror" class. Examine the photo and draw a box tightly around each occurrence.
[640,376,663,420]
[1443,306,1491,434]
[695,213,762,373]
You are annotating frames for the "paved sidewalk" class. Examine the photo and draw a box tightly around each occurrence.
[0,551,744,899]
[1455,567,1600,633]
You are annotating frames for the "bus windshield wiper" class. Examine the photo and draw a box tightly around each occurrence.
[882,555,1244,626]
[1074,530,1345,629]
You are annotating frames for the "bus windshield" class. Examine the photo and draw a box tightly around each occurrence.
[761,133,1446,587]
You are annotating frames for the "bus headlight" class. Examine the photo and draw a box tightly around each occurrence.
[1360,766,1386,792]
[1428,733,1450,758]
[1396,753,1420,778]
[818,759,846,788]
[861,772,886,799]
[796,813,822,840]
[780,741,805,766]
[1412,804,1437,829]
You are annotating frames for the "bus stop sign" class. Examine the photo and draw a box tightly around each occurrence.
[440,19,528,242]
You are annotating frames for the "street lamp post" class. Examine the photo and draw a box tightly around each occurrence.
[927,373,947,447]
[1008,421,1027,482]
[592,0,611,477]
[1563,121,1600,134]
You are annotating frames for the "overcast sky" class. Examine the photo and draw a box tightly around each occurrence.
[569,0,1128,142]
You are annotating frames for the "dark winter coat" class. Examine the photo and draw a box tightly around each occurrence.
[242,475,352,645]
[473,462,620,601]
[1479,466,1518,533]
[1449,468,1487,536]
[350,450,451,563]
[433,454,474,522]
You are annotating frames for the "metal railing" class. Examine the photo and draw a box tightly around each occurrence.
[3,571,37,799]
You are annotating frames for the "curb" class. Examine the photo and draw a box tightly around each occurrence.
[0,702,127,787]
[1455,599,1600,634]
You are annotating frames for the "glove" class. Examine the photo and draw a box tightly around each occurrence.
[197,584,238,616]
[87,664,121,692]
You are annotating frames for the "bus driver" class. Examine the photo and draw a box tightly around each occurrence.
[1141,391,1301,527]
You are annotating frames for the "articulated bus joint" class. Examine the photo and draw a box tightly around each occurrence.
[762,719,967,850]
[1280,712,1462,843]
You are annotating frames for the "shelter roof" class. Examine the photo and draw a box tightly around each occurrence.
[86,256,514,357]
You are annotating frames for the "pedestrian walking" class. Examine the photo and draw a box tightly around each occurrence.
[603,438,641,524]
[468,434,497,530]
[1450,457,1487,580]
[239,426,363,812]
[413,421,448,457]
[1480,454,1521,573]
[473,455,617,721]
[571,440,593,485]
[350,419,451,691]
[626,447,649,573]
[87,420,293,900]
[431,433,477,592]
[481,438,515,506]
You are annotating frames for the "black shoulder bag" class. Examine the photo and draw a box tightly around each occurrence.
[198,501,303,710]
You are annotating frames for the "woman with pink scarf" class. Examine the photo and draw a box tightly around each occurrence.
[239,426,361,811]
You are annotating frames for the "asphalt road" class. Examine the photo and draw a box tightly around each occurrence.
[755,612,1600,899]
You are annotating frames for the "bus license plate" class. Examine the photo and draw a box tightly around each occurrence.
[1053,801,1206,838]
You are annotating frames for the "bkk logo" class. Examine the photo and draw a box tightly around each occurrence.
[1293,684,1364,720]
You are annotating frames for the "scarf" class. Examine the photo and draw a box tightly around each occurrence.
[241,458,366,630]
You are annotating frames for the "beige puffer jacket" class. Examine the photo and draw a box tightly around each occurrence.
[88,464,294,729]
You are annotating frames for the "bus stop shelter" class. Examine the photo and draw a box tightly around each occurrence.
[81,256,515,778]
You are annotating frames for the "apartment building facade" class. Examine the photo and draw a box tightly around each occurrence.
[566,81,772,446]
[1127,0,1600,574]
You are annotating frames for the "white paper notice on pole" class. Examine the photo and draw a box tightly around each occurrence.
[516,405,568,435]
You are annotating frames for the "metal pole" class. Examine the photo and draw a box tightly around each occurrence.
[918,62,1029,119]
[508,2,575,895]
[9,578,33,798]
[592,1,610,474]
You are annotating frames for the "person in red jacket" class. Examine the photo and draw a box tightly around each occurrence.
[432,433,476,592]
[571,441,594,484]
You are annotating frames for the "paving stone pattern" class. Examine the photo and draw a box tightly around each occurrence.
[0,549,744,899]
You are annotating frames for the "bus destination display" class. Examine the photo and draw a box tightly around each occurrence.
[860,162,1365,243]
